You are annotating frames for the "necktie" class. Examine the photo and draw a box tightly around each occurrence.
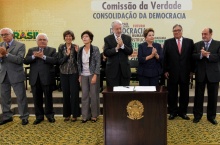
[39,48,42,52]
[205,42,209,51]
[6,43,9,49]
[178,39,181,54]
[6,43,10,53]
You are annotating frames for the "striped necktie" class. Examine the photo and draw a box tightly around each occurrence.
[6,43,9,49]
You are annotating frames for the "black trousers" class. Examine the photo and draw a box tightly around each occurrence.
[193,76,219,120]
[60,73,80,118]
[106,65,130,87]
[100,68,105,89]
[167,79,189,116]
[138,75,159,86]
[31,76,54,120]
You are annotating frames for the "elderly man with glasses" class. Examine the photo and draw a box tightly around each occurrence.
[0,28,29,125]
[24,33,57,125]
[163,24,195,121]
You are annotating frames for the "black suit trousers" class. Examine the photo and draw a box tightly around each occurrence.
[60,73,80,118]
[167,79,189,115]
[193,75,219,120]
[31,75,54,119]
[106,65,130,86]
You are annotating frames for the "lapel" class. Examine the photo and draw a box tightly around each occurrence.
[42,47,48,55]
[121,34,125,41]
[33,47,39,52]
[181,38,186,54]
[172,38,179,54]
[207,39,215,52]
[7,40,16,53]
[198,41,205,51]
[110,34,117,47]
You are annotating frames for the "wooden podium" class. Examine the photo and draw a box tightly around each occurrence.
[102,86,168,145]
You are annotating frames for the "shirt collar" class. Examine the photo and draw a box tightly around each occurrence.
[114,33,121,39]
[176,37,183,42]
[6,39,14,46]
[204,39,212,45]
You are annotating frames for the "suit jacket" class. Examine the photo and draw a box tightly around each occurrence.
[58,43,78,74]
[104,34,133,78]
[77,45,100,75]
[0,40,26,84]
[137,42,163,77]
[193,39,220,82]
[23,46,57,85]
[163,37,194,83]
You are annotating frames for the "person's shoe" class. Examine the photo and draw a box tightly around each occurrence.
[168,114,177,120]
[91,118,97,123]
[48,117,55,123]
[71,118,77,122]
[0,117,13,125]
[22,119,29,125]
[193,118,200,123]
[64,117,70,122]
[207,119,218,125]
[33,119,44,125]
[179,114,190,120]
[81,119,88,123]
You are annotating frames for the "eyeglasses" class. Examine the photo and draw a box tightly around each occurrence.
[38,39,47,41]
[0,33,10,37]
[173,29,182,33]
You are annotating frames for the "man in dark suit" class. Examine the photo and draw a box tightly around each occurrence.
[0,28,29,125]
[193,28,220,125]
[100,52,107,92]
[163,24,194,120]
[104,20,133,86]
[24,33,57,125]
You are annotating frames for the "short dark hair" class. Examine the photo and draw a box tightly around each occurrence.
[208,28,213,34]
[63,30,75,40]
[81,30,94,42]
[173,24,183,31]
[143,28,154,38]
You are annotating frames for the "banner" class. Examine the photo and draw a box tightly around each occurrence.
[0,0,219,59]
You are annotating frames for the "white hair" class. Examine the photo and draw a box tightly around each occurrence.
[0,28,13,34]
[36,33,48,41]
[111,20,123,28]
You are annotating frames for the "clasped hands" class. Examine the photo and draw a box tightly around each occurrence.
[116,37,124,50]
[201,47,210,57]
[151,47,158,57]
[146,47,159,60]
[0,46,7,58]
[66,45,79,56]
[33,51,44,59]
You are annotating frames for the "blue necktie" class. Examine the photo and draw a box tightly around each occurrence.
[205,42,209,51]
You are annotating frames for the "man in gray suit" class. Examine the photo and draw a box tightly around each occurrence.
[24,33,57,125]
[193,28,220,125]
[0,28,29,125]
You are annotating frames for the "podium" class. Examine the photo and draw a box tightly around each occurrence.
[102,86,168,145]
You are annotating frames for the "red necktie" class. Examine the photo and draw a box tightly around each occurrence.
[178,39,181,54]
